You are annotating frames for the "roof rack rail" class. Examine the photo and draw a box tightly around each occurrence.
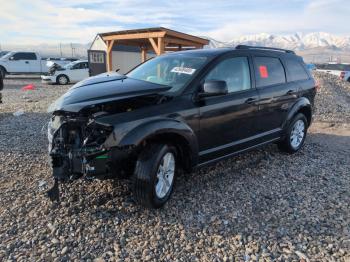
[236,45,295,54]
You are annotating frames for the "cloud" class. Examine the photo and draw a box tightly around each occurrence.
[0,0,349,45]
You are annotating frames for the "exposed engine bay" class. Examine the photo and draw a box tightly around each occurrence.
[47,94,170,201]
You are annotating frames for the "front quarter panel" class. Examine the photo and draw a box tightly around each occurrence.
[95,95,200,163]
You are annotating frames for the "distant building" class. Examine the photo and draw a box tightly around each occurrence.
[88,27,209,76]
[89,34,155,75]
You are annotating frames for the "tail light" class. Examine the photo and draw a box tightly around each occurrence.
[340,71,345,79]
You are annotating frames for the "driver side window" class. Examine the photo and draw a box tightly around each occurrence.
[205,57,251,93]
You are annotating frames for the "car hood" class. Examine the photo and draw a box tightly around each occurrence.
[48,72,171,113]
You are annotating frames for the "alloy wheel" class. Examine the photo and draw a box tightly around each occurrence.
[290,119,305,149]
[155,152,175,199]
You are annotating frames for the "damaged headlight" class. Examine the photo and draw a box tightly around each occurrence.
[47,116,64,151]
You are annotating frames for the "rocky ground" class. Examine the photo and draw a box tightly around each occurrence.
[0,74,349,261]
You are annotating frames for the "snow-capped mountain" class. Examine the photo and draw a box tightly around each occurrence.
[207,32,350,51]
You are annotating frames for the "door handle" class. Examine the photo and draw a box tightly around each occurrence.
[245,97,257,104]
[25,61,29,64]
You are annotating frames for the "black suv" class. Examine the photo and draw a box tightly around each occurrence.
[47,46,316,208]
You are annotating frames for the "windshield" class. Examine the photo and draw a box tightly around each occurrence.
[127,54,208,93]
[1,52,14,60]
[64,61,80,69]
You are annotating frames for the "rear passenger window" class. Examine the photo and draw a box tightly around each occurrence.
[205,57,251,93]
[285,59,309,81]
[254,57,286,87]
[12,52,37,60]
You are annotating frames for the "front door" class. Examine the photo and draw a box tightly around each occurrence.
[69,62,89,82]
[198,56,260,163]
[7,52,31,73]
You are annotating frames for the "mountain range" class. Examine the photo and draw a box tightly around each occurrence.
[1,32,349,62]
[207,32,350,51]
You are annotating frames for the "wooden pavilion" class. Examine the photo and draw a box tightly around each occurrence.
[98,27,209,71]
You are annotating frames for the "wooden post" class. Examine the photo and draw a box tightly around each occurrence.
[141,47,147,62]
[106,40,114,71]
[148,38,159,55]
[157,37,165,55]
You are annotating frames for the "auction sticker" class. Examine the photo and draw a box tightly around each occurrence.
[171,67,196,75]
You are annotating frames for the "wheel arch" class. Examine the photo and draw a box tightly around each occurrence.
[56,74,70,84]
[283,97,312,129]
[115,119,199,172]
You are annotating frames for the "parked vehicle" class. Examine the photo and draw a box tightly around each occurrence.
[306,63,316,71]
[47,46,317,208]
[0,51,10,58]
[316,63,350,82]
[41,60,89,85]
[0,51,52,77]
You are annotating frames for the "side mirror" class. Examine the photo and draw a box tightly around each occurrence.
[9,57,14,61]
[199,80,228,98]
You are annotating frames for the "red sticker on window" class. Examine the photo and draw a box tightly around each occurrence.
[259,65,268,78]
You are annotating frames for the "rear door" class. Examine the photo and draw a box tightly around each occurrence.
[26,53,41,73]
[253,56,298,135]
[198,55,260,162]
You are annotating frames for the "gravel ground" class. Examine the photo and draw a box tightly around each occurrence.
[0,74,349,261]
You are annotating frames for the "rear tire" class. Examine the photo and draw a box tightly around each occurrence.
[278,113,308,153]
[56,75,69,85]
[131,144,177,208]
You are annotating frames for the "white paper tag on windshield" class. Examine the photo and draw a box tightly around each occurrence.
[171,67,196,75]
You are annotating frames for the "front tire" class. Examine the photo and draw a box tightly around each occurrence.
[56,75,69,85]
[0,67,6,79]
[131,144,177,208]
[278,113,308,153]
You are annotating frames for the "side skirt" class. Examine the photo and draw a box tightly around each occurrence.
[196,137,281,169]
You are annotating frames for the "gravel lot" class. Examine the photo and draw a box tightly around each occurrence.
[0,74,349,261]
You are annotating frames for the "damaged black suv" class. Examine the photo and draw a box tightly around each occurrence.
[47,45,316,208]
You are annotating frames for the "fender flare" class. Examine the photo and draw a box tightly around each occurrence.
[282,97,312,130]
[104,118,199,168]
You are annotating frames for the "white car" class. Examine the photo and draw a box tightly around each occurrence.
[316,63,350,82]
[41,60,89,85]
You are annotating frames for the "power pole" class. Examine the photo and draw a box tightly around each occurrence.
[59,43,62,57]
[70,43,73,57]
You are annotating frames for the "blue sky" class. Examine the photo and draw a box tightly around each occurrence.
[1,0,349,44]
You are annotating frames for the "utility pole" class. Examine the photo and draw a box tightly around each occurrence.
[70,43,73,57]
[59,43,62,57]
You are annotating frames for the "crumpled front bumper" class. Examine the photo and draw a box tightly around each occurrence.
[41,75,55,83]
[48,115,131,181]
